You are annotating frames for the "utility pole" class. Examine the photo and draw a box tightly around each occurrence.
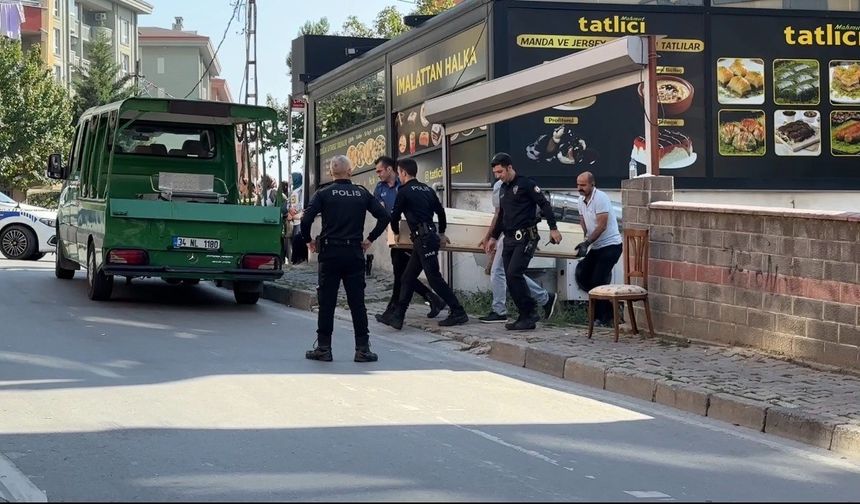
[241,0,260,201]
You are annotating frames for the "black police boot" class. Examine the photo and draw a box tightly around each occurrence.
[383,310,405,330]
[375,302,395,324]
[438,309,468,327]
[305,345,333,361]
[505,312,538,331]
[354,345,378,362]
[426,292,446,319]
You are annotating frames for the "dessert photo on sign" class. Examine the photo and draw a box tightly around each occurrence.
[718,109,766,157]
[831,110,860,156]
[630,129,696,169]
[716,57,765,105]
[829,60,860,105]
[525,125,598,166]
[638,76,694,116]
[774,110,821,157]
[774,59,820,106]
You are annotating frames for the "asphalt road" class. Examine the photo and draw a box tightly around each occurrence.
[1,256,860,502]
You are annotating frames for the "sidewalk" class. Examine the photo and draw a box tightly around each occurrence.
[268,263,860,459]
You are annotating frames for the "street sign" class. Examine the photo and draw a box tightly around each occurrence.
[290,98,306,112]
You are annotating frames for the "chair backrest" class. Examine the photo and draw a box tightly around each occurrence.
[624,228,649,289]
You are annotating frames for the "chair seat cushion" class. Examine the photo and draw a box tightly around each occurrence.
[589,284,648,297]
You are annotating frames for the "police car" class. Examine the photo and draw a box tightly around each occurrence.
[0,191,57,261]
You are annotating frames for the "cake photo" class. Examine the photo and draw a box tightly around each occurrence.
[630,129,696,169]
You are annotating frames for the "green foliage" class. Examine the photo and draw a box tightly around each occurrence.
[316,72,385,139]
[71,33,134,120]
[374,6,408,39]
[262,94,304,165]
[26,190,61,209]
[412,0,457,15]
[0,38,74,193]
[340,15,375,38]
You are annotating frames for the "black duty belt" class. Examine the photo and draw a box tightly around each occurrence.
[322,238,360,246]
[509,226,539,241]
[412,222,437,237]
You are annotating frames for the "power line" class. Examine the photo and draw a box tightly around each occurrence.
[182,0,244,99]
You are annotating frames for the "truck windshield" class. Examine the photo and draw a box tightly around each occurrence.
[115,122,216,159]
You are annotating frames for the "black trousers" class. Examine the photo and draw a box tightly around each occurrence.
[575,244,623,323]
[316,245,368,348]
[502,235,540,319]
[397,232,463,315]
[389,248,432,308]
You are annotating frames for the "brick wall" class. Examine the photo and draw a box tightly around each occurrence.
[622,176,860,371]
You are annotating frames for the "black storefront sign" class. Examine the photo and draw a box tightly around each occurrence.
[710,14,860,183]
[503,8,707,189]
[319,120,387,184]
[412,134,490,186]
[391,23,488,111]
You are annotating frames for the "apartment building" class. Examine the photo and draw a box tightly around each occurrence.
[139,18,230,101]
[18,0,152,87]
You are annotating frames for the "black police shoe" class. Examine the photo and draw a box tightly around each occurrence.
[383,312,404,330]
[305,345,333,361]
[505,317,537,331]
[438,311,468,327]
[478,311,507,323]
[354,345,378,362]
[426,293,446,319]
[375,304,395,324]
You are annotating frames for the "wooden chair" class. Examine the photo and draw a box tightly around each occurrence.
[587,228,655,342]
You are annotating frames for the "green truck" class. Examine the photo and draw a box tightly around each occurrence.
[46,98,284,304]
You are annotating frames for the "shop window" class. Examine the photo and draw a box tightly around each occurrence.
[315,70,385,141]
[565,0,703,4]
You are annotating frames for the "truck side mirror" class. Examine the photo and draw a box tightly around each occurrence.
[46,154,65,180]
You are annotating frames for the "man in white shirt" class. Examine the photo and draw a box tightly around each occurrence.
[575,171,623,326]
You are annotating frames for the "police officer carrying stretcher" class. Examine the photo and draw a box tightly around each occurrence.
[300,155,390,362]
[381,158,469,330]
[484,153,562,331]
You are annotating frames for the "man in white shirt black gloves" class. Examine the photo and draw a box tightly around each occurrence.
[574,171,623,326]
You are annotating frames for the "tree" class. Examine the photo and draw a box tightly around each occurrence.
[0,38,73,193]
[340,15,375,38]
[374,6,408,39]
[413,0,457,15]
[261,94,304,169]
[71,33,134,121]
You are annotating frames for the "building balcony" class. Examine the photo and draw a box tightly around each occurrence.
[92,26,112,42]
[20,5,44,35]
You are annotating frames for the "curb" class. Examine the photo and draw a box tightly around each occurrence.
[256,281,860,460]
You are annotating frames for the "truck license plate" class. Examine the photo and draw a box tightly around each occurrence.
[173,236,220,250]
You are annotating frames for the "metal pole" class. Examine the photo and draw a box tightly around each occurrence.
[287,95,294,190]
[441,127,452,283]
[645,35,660,176]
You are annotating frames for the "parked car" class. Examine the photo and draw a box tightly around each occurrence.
[0,191,57,261]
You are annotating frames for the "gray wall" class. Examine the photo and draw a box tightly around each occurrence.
[139,45,202,99]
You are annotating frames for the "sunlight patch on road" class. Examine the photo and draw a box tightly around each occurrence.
[0,370,649,434]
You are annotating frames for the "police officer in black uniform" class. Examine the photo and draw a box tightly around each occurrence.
[300,155,390,362]
[485,153,562,331]
[382,158,469,330]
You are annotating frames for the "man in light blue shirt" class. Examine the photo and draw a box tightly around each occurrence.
[575,171,623,325]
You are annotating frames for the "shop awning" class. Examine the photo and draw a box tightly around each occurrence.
[423,36,649,135]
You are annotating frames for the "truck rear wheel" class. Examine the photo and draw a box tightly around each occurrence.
[87,244,113,301]
[234,291,260,305]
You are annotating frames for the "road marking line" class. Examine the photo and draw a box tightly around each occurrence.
[0,453,47,502]
[436,416,574,472]
[625,490,672,499]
